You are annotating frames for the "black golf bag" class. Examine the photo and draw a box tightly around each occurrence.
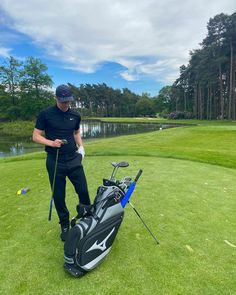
[64,161,143,277]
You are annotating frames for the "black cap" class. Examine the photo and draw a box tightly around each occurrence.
[55,84,74,102]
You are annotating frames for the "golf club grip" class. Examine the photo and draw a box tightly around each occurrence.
[134,169,143,182]
[61,139,68,145]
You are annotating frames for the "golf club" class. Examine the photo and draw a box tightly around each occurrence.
[48,139,68,221]
[110,161,129,181]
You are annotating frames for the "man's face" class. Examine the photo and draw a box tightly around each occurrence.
[56,99,71,111]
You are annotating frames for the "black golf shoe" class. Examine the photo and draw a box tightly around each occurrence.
[60,225,70,242]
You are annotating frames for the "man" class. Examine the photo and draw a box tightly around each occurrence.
[33,84,91,241]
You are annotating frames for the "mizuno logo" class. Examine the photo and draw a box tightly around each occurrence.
[86,227,115,253]
[69,118,74,120]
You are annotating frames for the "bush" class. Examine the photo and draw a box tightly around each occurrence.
[6,106,22,121]
[159,110,169,119]
[168,111,194,120]
[135,98,156,117]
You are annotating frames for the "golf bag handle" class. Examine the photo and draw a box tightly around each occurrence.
[134,169,143,183]
[120,169,142,208]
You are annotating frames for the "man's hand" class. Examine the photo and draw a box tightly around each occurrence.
[51,139,63,148]
[77,146,85,158]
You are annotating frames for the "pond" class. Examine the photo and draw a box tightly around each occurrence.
[0,121,176,157]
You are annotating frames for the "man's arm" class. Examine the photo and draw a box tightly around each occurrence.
[74,129,83,147]
[74,129,85,158]
[32,128,62,148]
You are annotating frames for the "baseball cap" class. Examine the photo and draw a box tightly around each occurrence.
[55,84,74,102]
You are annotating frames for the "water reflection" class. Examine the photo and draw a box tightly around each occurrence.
[80,121,163,139]
[0,121,166,157]
[0,137,42,157]
[10,142,24,155]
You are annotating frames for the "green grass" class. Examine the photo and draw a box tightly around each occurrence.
[89,116,236,126]
[2,123,236,169]
[84,124,236,169]
[1,121,236,294]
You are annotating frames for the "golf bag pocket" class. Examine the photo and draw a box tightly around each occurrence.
[64,225,83,264]
[76,213,124,271]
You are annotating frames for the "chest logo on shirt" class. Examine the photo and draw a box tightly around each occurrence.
[69,118,74,120]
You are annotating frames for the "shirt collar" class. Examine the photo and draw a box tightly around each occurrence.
[55,104,70,114]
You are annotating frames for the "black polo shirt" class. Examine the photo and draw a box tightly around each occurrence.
[35,105,81,155]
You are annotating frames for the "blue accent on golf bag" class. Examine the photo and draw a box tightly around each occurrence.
[120,169,142,208]
[121,182,136,208]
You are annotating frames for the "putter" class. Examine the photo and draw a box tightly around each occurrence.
[48,139,68,221]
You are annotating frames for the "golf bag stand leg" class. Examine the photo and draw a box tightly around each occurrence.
[129,201,159,244]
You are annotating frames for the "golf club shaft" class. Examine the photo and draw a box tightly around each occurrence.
[48,139,68,221]
[110,166,117,181]
[129,201,159,245]
[48,148,59,221]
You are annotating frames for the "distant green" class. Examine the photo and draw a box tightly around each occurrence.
[85,124,236,169]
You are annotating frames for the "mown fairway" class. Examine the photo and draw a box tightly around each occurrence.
[0,122,236,295]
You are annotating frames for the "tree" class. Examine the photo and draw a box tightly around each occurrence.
[121,88,138,117]
[0,56,22,105]
[21,57,53,99]
[0,56,55,120]
[135,97,155,116]
[202,13,228,119]
[153,86,173,115]
[225,12,236,119]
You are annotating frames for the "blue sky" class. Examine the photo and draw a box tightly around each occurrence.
[0,0,235,96]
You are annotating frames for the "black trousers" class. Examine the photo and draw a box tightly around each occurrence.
[46,152,91,227]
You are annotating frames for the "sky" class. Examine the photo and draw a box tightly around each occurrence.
[0,0,235,96]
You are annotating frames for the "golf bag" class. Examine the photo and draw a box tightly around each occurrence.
[64,161,143,277]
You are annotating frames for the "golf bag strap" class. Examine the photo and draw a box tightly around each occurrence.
[103,179,126,194]
[93,189,125,208]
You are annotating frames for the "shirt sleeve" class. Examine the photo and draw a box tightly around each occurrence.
[75,114,81,130]
[35,110,46,131]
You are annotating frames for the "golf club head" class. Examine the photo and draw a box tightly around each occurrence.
[111,161,129,168]
[118,161,129,168]
[110,161,129,182]
[61,139,68,145]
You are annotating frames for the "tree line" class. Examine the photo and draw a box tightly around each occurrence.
[0,56,156,120]
[68,83,156,117]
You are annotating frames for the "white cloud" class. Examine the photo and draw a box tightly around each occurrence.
[0,0,235,84]
[120,70,138,81]
[0,46,11,58]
